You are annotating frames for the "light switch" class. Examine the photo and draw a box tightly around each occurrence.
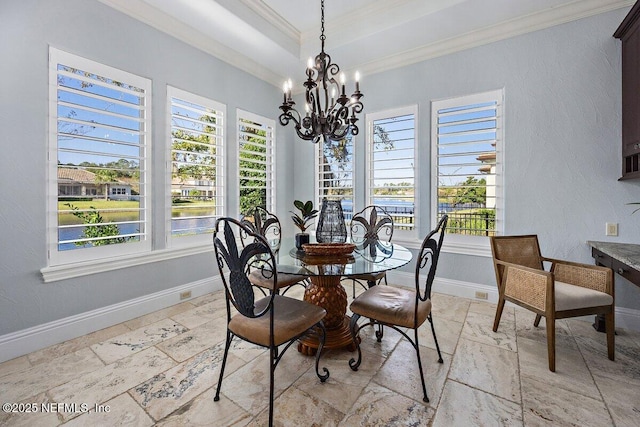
[606,223,618,236]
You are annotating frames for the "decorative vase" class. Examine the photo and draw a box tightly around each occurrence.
[316,199,347,243]
[295,233,310,249]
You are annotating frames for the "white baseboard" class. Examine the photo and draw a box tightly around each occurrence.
[386,271,640,332]
[0,277,222,364]
[386,271,499,302]
[2,273,639,364]
[614,306,640,332]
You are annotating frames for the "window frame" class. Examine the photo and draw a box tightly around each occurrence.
[237,109,276,216]
[166,86,226,248]
[430,89,504,256]
[46,47,152,267]
[365,105,419,242]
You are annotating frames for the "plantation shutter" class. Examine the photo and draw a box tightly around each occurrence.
[238,110,275,215]
[367,106,416,233]
[316,135,354,220]
[433,90,502,236]
[49,47,151,265]
[168,87,225,242]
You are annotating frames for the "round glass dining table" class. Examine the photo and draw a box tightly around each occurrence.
[276,241,412,354]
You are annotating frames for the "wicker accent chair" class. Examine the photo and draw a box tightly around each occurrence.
[490,235,615,372]
[213,217,329,426]
[241,207,307,295]
[344,205,394,297]
[348,215,448,402]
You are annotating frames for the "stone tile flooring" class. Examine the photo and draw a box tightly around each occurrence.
[1,286,639,426]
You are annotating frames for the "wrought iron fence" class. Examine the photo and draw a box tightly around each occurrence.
[444,211,495,236]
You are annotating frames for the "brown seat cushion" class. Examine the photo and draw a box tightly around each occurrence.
[229,295,326,346]
[350,285,432,329]
[249,269,307,290]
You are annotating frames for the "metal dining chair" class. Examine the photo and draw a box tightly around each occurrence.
[344,205,394,298]
[348,215,448,403]
[213,217,330,426]
[241,206,308,295]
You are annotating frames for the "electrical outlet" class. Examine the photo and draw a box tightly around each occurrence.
[606,223,618,236]
[179,291,192,300]
[475,291,488,300]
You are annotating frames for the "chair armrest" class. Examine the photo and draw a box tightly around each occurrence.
[545,258,613,295]
[496,260,553,312]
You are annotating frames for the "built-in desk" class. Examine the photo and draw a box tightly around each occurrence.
[588,241,640,331]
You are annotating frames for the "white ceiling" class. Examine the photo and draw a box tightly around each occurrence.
[99,0,633,88]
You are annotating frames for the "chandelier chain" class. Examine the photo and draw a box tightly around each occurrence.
[320,0,326,44]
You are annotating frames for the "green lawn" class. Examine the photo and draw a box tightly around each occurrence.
[59,200,140,211]
[58,200,217,225]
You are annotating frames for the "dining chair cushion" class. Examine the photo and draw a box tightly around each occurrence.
[554,281,614,311]
[229,295,326,346]
[350,285,432,329]
[249,269,307,290]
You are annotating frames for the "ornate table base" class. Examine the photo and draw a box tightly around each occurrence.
[297,275,357,355]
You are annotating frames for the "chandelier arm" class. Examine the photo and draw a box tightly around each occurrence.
[350,100,364,115]
[278,107,302,128]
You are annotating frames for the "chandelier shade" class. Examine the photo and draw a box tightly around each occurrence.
[278,0,363,144]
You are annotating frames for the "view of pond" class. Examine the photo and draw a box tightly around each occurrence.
[58,200,419,251]
[58,215,216,251]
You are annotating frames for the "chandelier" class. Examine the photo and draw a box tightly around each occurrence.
[278,0,364,144]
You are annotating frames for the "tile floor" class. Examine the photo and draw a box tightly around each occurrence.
[1,286,639,426]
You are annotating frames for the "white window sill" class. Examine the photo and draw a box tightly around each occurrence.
[441,240,492,257]
[41,244,214,283]
[392,237,492,258]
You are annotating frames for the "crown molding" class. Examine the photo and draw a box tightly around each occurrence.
[98,0,284,87]
[355,0,635,78]
[239,0,300,42]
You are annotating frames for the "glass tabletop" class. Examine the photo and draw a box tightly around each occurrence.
[276,241,412,277]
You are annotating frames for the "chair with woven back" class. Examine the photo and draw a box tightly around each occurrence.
[344,205,394,298]
[348,215,448,403]
[490,235,615,372]
[212,217,329,426]
[241,206,308,295]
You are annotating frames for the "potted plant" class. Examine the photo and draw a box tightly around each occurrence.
[291,200,318,249]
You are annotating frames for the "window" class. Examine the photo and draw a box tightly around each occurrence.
[366,106,417,236]
[316,135,354,220]
[48,48,151,266]
[168,86,225,245]
[431,89,503,245]
[237,110,275,215]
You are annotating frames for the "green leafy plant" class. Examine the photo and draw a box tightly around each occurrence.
[630,202,640,214]
[290,200,318,233]
[65,202,130,246]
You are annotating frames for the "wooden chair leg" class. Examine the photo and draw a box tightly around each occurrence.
[493,295,505,332]
[534,314,542,327]
[546,316,555,372]
[605,311,615,361]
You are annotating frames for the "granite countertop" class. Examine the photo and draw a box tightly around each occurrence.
[588,241,640,272]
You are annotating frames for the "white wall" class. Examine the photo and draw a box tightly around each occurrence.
[293,8,640,310]
[0,0,284,339]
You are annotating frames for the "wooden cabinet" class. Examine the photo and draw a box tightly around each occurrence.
[615,2,640,180]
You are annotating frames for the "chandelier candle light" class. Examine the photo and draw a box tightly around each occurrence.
[279,0,364,144]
